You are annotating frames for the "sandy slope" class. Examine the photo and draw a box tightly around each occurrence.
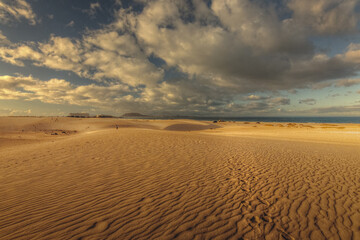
[0,117,359,239]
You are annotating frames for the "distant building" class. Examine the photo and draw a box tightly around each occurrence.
[68,113,90,118]
[96,114,113,118]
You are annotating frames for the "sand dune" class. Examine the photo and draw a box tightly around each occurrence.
[0,117,359,239]
[164,123,219,131]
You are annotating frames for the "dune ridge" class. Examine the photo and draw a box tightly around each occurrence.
[0,117,359,239]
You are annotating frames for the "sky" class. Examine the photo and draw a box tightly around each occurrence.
[0,0,360,117]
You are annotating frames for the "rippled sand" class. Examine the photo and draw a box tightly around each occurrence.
[0,117,359,239]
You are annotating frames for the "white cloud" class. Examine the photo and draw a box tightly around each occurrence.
[82,30,163,86]
[0,75,36,99]
[0,0,37,25]
[1,0,358,92]
[0,0,359,115]
[0,30,163,87]
[0,75,69,102]
[128,0,357,93]
[0,75,133,107]
[37,36,84,74]
[0,44,42,66]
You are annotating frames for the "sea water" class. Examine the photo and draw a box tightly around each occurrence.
[180,116,360,123]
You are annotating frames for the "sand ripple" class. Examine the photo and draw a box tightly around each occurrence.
[0,128,359,239]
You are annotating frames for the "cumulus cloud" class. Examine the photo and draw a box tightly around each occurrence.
[299,98,317,105]
[0,74,291,115]
[0,44,42,66]
[0,0,359,115]
[0,0,37,25]
[0,75,69,102]
[0,75,133,106]
[0,32,164,87]
[0,74,217,114]
[82,29,163,86]
[129,0,309,91]
[37,36,84,73]
[124,0,359,93]
[1,0,359,91]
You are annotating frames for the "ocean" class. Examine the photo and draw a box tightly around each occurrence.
[173,116,360,124]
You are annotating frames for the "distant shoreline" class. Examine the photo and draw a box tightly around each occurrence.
[179,116,360,124]
[2,116,360,124]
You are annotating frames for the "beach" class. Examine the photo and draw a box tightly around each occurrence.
[0,117,359,239]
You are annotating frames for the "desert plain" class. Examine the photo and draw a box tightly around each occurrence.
[0,117,359,240]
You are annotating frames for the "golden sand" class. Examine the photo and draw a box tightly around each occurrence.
[0,117,359,239]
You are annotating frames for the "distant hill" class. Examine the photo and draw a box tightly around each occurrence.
[122,113,149,117]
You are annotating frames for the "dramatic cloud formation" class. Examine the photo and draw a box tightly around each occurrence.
[0,0,359,115]
[0,32,164,86]
[0,75,133,107]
